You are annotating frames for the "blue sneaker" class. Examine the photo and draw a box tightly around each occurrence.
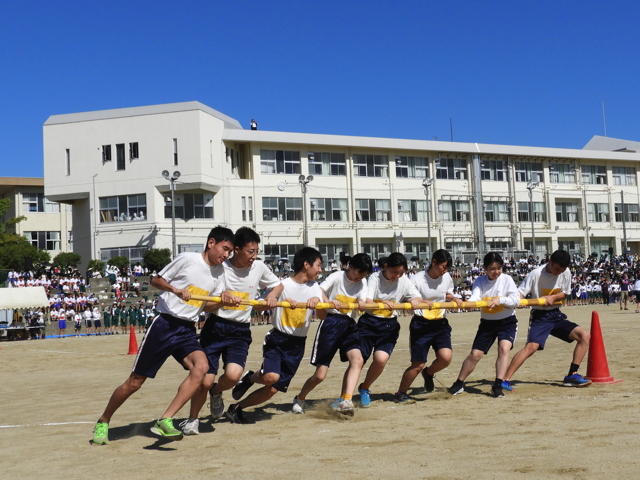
[358,385,371,408]
[501,380,514,391]
[563,373,592,387]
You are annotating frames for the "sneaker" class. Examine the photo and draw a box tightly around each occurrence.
[225,404,246,424]
[491,384,504,398]
[91,421,109,445]
[422,371,435,393]
[394,392,416,404]
[150,418,183,440]
[232,370,254,400]
[179,418,199,435]
[448,380,465,395]
[358,385,371,408]
[292,396,305,414]
[209,388,224,419]
[330,398,355,416]
[562,373,592,387]
[501,380,514,391]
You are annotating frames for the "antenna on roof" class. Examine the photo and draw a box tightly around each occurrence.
[601,101,607,136]
[449,117,454,142]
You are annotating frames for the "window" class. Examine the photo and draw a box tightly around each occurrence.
[438,200,470,221]
[549,163,576,183]
[615,203,640,222]
[355,199,390,221]
[65,149,70,175]
[395,156,429,178]
[483,201,510,222]
[488,240,511,250]
[308,152,346,176]
[353,154,388,177]
[22,193,59,213]
[173,138,178,166]
[102,145,112,163]
[129,142,139,160]
[555,201,579,222]
[260,150,301,174]
[99,194,146,222]
[264,244,302,263]
[116,144,125,171]
[101,246,147,265]
[261,197,302,221]
[514,162,543,182]
[480,159,507,181]
[362,242,392,260]
[397,199,428,222]
[23,231,60,251]
[582,165,607,185]
[588,203,609,222]
[435,157,467,180]
[612,167,636,186]
[310,198,348,221]
[164,193,214,220]
[241,196,253,222]
[318,244,349,263]
[404,242,429,260]
[517,202,545,222]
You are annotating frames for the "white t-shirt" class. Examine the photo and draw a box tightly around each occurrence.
[519,264,572,311]
[469,273,520,320]
[412,270,454,319]
[216,259,281,323]
[155,252,226,322]
[320,271,368,319]
[366,271,421,318]
[272,277,323,337]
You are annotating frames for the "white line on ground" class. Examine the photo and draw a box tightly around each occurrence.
[0,421,94,429]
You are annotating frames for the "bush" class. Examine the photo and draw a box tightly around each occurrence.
[108,256,130,274]
[53,252,81,269]
[87,259,105,273]
[143,248,172,273]
[0,237,50,271]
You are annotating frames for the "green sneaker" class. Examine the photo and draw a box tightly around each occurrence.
[91,422,109,445]
[150,418,183,440]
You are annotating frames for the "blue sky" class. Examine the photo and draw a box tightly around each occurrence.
[2,1,639,177]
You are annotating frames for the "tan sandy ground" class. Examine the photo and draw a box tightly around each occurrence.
[1,305,638,480]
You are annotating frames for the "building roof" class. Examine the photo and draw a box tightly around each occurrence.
[222,129,640,162]
[0,177,43,187]
[583,135,640,152]
[44,101,243,129]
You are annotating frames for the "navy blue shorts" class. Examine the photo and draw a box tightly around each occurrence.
[409,315,452,363]
[357,313,400,362]
[261,329,306,392]
[527,309,578,350]
[200,314,252,374]
[310,313,360,367]
[471,315,518,354]
[132,314,203,378]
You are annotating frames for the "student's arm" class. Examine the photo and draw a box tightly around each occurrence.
[312,290,329,320]
[498,276,521,308]
[150,275,191,301]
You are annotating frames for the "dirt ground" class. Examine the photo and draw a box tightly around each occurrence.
[1,304,638,480]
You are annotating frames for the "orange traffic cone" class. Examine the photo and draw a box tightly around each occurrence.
[127,326,139,355]
[586,311,620,383]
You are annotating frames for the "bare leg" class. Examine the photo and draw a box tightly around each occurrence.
[424,348,452,376]
[160,350,209,419]
[187,372,216,419]
[297,365,328,401]
[340,349,364,397]
[569,327,590,366]
[97,373,147,423]
[495,340,513,380]
[504,343,540,380]
[397,361,425,394]
[456,349,484,382]
[361,350,390,390]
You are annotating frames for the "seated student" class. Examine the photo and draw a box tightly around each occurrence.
[503,250,591,389]
[291,253,373,416]
[225,247,327,424]
[447,252,520,398]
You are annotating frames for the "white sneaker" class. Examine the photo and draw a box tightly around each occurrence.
[179,418,199,435]
[292,396,305,414]
[330,399,355,416]
[210,390,224,419]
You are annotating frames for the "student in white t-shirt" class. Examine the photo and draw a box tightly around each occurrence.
[291,253,373,416]
[225,247,327,424]
[395,249,463,402]
[356,253,423,408]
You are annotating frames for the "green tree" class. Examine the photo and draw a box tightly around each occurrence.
[53,252,81,269]
[108,256,130,274]
[0,237,50,271]
[0,197,26,237]
[87,259,105,273]
[143,248,172,273]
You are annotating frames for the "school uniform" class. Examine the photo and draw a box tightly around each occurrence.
[310,271,367,367]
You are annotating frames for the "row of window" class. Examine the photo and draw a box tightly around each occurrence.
[98,192,214,223]
[22,193,60,213]
[24,231,60,250]
[257,149,638,184]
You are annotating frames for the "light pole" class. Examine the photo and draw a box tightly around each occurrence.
[422,178,434,260]
[298,174,314,246]
[162,170,181,258]
[526,180,539,258]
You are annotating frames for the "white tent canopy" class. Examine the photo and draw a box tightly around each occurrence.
[0,287,49,309]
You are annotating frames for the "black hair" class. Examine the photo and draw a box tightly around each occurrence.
[205,226,234,250]
[550,250,571,268]
[292,247,322,273]
[379,252,407,270]
[483,251,504,269]
[349,253,373,274]
[431,249,452,269]
[234,227,260,249]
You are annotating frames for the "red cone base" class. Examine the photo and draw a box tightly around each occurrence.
[586,311,620,383]
[127,326,139,355]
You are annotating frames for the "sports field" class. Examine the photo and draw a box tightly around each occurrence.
[1,304,637,480]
